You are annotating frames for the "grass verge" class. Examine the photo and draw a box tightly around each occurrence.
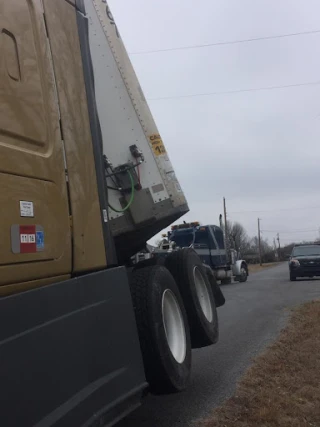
[200,300,320,427]
[248,262,281,274]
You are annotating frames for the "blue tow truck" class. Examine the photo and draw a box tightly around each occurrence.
[152,221,248,284]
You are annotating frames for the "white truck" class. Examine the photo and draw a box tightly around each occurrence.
[0,1,225,426]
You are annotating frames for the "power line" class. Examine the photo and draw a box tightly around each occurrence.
[262,228,318,232]
[229,204,320,214]
[262,229,318,234]
[148,80,320,101]
[130,29,320,55]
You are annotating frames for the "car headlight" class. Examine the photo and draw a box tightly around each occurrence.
[291,259,300,266]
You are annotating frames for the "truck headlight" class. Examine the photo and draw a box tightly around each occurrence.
[291,259,300,266]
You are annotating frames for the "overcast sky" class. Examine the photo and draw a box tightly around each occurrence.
[108,0,320,246]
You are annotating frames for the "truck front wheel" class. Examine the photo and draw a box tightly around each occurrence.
[239,264,248,282]
[130,265,191,394]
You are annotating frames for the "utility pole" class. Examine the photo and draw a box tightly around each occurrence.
[277,233,281,261]
[258,218,262,266]
[223,197,229,262]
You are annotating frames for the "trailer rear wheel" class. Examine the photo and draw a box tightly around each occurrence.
[130,266,191,394]
[165,248,219,348]
[203,265,225,308]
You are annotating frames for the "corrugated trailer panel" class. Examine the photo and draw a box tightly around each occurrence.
[82,0,188,257]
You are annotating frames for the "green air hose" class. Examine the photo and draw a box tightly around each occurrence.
[108,170,135,213]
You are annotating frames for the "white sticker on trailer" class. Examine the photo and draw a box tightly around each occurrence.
[20,201,34,218]
[20,234,28,243]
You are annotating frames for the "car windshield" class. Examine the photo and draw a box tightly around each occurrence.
[292,245,320,257]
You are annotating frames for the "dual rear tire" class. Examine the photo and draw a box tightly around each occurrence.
[130,249,220,394]
[130,265,191,394]
[165,248,219,349]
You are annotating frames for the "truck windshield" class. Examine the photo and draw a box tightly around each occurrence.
[292,245,320,257]
[194,230,209,246]
[170,231,193,248]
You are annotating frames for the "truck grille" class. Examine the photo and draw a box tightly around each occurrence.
[300,260,320,267]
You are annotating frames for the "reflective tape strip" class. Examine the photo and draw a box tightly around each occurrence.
[194,248,220,255]
[194,249,210,255]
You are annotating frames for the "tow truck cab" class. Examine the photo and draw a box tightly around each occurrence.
[169,224,228,269]
[161,222,248,284]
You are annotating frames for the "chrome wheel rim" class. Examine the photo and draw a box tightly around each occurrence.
[193,266,213,322]
[162,289,187,363]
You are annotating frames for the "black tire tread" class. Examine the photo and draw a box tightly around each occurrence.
[203,265,225,308]
[290,272,296,281]
[130,266,191,393]
[130,267,156,382]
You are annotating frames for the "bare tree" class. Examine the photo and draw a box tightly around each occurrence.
[226,221,250,255]
[247,235,275,262]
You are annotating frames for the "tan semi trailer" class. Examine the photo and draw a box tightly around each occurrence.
[0,1,225,426]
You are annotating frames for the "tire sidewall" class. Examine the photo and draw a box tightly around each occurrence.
[185,251,218,343]
[166,249,219,348]
[148,267,192,392]
[203,264,225,308]
[239,266,248,282]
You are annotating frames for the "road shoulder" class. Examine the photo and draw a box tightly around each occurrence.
[199,300,320,427]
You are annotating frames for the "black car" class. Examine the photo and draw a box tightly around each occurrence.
[289,244,320,281]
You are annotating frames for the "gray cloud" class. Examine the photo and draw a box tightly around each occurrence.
[109,0,320,244]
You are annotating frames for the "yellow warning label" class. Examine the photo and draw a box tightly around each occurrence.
[149,134,166,156]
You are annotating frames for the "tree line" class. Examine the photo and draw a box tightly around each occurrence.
[226,221,298,263]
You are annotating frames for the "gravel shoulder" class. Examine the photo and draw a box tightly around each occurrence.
[200,300,320,427]
[248,262,281,274]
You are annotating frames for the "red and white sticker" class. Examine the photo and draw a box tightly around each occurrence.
[19,225,36,253]
[11,224,44,254]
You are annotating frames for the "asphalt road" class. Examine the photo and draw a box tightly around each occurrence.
[118,263,320,426]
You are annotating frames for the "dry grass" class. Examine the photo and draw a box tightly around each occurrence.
[200,300,320,427]
[248,262,281,273]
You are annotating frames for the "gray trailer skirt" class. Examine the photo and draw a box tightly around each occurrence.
[0,267,147,427]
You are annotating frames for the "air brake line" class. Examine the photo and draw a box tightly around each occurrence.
[107,170,135,213]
